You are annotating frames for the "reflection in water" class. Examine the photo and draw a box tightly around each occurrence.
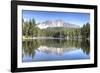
[22,39,90,62]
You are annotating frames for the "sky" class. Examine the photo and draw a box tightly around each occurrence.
[22,10,90,27]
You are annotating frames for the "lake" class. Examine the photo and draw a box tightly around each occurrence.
[22,39,90,62]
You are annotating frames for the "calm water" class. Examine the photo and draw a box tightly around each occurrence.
[22,39,90,62]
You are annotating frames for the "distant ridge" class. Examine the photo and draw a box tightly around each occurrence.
[36,20,80,29]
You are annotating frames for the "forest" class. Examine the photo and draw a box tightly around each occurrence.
[22,18,90,40]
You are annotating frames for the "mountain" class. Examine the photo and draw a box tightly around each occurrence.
[36,20,80,29]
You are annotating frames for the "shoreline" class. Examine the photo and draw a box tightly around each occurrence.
[22,36,83,40]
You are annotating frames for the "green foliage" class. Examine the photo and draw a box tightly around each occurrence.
[22,18,90,39]
[81,23,90,39]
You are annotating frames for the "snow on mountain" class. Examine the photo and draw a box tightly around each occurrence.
[36,20,80,29]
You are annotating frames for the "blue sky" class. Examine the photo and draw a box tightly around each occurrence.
[22,10,90,27]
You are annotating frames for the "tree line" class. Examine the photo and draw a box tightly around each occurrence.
[22,18,90,39]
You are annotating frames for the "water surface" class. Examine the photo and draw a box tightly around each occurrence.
[22,39,90,62]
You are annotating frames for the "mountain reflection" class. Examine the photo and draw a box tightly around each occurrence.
[37,46,77,55]
[22,39,90,62]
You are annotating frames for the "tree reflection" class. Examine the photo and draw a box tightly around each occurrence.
[22,39,90,59]
[81,39,90,55]
[22,39,40,58]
